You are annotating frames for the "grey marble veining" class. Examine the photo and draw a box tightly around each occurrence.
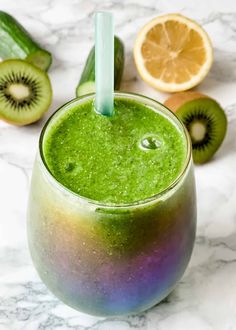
[0,0,236,329]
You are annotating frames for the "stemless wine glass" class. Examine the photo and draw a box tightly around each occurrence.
[27,92,196,316]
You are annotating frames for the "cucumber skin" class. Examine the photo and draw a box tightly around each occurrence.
[76,36,125,97]
[0,11,52,71]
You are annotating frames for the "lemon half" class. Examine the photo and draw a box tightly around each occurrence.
[134,14,213,92]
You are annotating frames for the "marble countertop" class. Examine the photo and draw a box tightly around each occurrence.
[1,0,236,329]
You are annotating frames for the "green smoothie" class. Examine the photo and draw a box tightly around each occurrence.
[28,94,196,316]
[43,97,186,204]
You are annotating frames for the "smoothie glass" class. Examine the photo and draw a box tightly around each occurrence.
[27,92,196,316]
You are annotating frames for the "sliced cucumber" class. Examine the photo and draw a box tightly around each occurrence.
[76,36,125,97]
[0,11,52,71]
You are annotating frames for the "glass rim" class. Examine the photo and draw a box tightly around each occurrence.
[39,91,192,209]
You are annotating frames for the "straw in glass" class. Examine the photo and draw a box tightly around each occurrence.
[95,12,114,117]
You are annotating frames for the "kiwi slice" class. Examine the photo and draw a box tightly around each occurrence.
[0,59,52,125]
[164,92,227,164]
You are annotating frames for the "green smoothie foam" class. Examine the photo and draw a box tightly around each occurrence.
[43,97,186,204]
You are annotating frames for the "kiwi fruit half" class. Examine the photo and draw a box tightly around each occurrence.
[164,92,227,164]
[0,59,52,125]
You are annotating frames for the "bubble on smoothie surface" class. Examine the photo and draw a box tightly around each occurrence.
[139,134,162,150]
[65,162,75,172]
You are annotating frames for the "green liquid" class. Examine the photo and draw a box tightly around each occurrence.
[43,98,186,204]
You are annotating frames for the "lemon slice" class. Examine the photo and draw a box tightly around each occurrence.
[134,14,213,92]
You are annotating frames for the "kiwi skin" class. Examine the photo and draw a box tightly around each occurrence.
[0,59,52,126]
[164,92,227,164]
[164,91,209,112]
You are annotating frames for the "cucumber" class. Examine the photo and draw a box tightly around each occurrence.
[0,11,52,71]
[76,36,124,97]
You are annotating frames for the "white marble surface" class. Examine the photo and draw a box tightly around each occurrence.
[0,0,236,329]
